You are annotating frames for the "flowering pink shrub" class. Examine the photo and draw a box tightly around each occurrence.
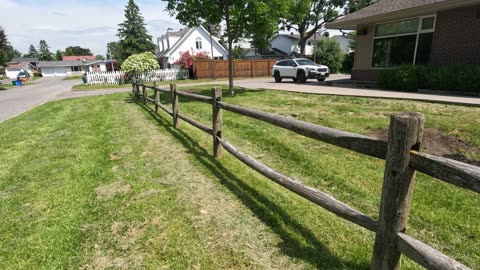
[174,49,210,69]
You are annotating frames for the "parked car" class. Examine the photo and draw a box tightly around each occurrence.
[16,71,31,81]
[271,58,329,83]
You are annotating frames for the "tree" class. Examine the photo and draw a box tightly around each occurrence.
[165,0,289,95]
[107,41,121,60]
[25,44,39,58]
[0,27,21,65]
[281,0,376,56]
[38,40,53,61]
[55,50,63,61]
[121,52,159,73]
[315,38,344,73]
[117,0,156,64]
[96,55,105,60]
[64,46,93,56]
[0,26,8,55]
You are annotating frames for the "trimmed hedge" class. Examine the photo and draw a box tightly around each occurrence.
[378,65,480,93]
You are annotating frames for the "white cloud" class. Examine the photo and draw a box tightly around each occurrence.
[0,0,182,56]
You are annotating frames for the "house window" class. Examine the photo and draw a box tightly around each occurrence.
[372,15,436,67]
[196,37,202,49]
[307,41,312,46]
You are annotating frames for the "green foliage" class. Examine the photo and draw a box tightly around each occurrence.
[281,0,376,55]
[341,51,354,74]
[314,38,344,73]
[64,46,93,56]
[29,44,38,57]
[117,0,156,64]
[54,50,63,61]
[38,40,53,61]
[95,55,105,60]
[107,41,121,61]
[378,65,480,93]
[164,0,289,95]
[0,26,20,66]
[120,52,159,73]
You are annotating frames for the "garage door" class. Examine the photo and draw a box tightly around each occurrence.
[54,67,68,76]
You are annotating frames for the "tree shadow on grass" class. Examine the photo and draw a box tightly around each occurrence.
[132,99,370,269]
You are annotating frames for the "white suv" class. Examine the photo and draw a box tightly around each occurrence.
[271,58,329,83]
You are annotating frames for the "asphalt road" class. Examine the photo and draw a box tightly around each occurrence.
[0,77,77,123]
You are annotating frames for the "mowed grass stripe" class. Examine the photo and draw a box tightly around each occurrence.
[0,94,305,269]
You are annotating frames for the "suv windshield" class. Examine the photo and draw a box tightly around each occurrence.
[295,59,316,66]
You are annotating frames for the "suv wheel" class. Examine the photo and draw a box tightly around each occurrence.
[274,72,282,83]
[297,71,307,83]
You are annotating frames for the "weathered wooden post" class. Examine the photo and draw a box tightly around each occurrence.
[371,112,424,270]
[212,86,223,158]
[131,78,136,97]
[142,81,147,105]
[154,82,159,113]
[135,80,140,101]
[170,83,179,128]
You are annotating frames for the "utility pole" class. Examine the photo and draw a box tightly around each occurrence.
[209,26,216,80]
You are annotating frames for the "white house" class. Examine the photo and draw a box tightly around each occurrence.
[4,62,34,79]
[38,60,107,77]
[270,34,327,56]
[270,34,353,56]
[156,26,228,68]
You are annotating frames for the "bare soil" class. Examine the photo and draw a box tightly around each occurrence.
[370,128,480,166]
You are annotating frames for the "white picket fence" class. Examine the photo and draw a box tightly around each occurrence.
[86,69,189,86]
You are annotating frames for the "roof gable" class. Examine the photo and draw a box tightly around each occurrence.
[328,0,480,29]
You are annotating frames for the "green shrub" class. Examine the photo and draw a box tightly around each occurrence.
[341,52,355,74]
[314,39,344,73]
[378,65,480,93]
[121,52,160,73]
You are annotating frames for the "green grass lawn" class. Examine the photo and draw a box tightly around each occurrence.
[63,75,84,81]
[0,87,479,269]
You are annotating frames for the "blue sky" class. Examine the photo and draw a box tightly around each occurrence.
[0,0,183,56]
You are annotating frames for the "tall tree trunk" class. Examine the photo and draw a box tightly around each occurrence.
[299,28,306,56]
[225,7,234,96]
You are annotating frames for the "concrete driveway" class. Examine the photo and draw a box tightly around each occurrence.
[0,77,77,123]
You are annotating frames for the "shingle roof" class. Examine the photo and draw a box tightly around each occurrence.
[37,60,104,68]
[6,62,30,70]
[62,55,96,61]
[9,58,38,63]
[328,0,480,29]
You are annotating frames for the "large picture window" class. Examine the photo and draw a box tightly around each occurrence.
[373,16,435,67]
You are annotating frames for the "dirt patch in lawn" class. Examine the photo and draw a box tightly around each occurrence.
[95,182,132,200]
[370,128,480,166]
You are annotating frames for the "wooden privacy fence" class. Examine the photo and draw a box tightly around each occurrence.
[86,69,189,85]
[193,59,278,79]
[131,80,479,270]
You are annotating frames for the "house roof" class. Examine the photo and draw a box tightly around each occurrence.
[62,55,96,61]
[6,62,31,71]
[328,0,480,29]
[9,57,38,63]
[157,26,228,58]
[37,60,105,68]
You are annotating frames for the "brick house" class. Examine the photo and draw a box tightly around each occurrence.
[327,0,480,82]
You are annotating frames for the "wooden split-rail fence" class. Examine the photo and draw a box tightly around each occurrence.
[131,80,479,270]
[86,69,189,86]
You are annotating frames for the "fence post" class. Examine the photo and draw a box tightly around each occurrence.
[135,80,140,101]
[170,83,179,128]
[371,112,424,270]
[131,78,136,97]
[212,87,223,158]
[154,82,159,113]
[142,82,147,105]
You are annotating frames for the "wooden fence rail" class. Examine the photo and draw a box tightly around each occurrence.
[131,80,478,270]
